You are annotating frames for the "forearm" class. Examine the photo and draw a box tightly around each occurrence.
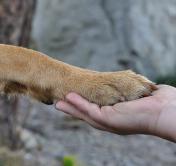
[0,44,60,85]
[0,44,71,103]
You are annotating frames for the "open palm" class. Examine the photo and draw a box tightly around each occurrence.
[56,85,176,142]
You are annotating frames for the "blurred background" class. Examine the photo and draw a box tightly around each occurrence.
[0,0,176,165]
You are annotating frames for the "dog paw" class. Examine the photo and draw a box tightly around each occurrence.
[82,70,157,106]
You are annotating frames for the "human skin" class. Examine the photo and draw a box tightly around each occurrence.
[56,85,176,143]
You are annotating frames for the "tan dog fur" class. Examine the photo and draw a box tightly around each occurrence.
[0,44,156,106]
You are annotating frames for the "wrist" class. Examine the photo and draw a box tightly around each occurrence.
[149,102,176,142]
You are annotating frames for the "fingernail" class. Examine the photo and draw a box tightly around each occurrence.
[56,102,61,109]
[66,92,76,100]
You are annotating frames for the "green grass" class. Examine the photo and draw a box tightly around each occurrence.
[63,156,77,166]
[0,160,5,166]
[156,75,176,87]
[62,155,85,166]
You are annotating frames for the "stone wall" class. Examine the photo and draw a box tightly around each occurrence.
[32,0,176,80]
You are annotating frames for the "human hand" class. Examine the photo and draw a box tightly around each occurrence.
[56,85,176,142]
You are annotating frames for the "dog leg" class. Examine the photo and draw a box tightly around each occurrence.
[0,44,157,106]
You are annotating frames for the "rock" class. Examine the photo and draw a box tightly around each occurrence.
[32,0,176,80]
[20,128,38,151]
[128,0,176,79]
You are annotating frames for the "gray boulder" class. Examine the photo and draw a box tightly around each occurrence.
[32,0,176,80]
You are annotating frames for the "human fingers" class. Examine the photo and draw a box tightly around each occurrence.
[56,100,107,130]
[56,100,84,118]
[65,93,102,121]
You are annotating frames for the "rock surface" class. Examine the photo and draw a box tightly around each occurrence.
[32,0,176,79]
